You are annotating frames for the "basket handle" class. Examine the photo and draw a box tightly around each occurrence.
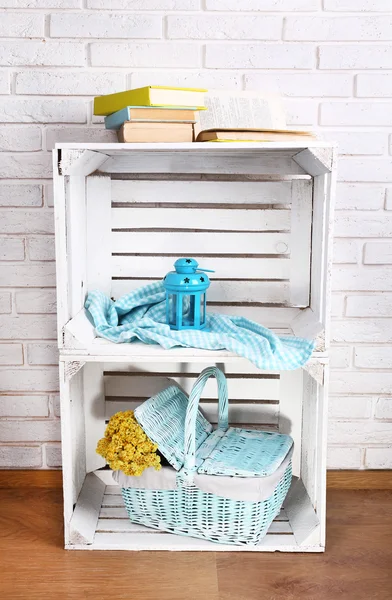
[184,367,228,471]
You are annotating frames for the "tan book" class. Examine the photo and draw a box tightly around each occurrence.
[196,128,316,143]
[118,122,193,143]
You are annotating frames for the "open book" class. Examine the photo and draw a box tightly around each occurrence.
[196,90,314,141]
[197,90,286,131]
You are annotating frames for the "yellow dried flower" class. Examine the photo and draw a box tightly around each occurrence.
[96,410,161,476]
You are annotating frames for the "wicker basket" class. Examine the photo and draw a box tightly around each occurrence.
[116,366,293,546]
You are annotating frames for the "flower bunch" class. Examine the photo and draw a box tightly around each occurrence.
[96,410,161,476]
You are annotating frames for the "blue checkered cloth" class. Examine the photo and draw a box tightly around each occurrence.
[85,283,315,370]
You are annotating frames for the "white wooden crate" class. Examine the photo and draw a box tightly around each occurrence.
[60,360,327,552]
[54,142,336,552]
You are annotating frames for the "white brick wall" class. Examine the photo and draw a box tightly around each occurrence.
[0,2,391,470]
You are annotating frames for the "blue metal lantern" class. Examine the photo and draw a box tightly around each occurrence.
[163,258,214,331]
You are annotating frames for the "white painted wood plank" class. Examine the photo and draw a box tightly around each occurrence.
[100,507,127,518]
[53,152,69,343]
[100,499,287,514]
[60,149,110,176]
[96,518,292,535]
[321,159,337,351]
[103,486,121,496]
[279,370,303,479]
[304,366,328,548]
[61,340,325,364]
[308,168,336,348]
[69,473,106,545]
[94,470,116,486]
[86,175,112,295]
[100,502,289,522]
[102,494,126,507]
[112,208,290,232]
[105,399,279,425]
[301,370,318,508]
[207,305,299,326]
[292,147,333,177]
[102,362,281,376]
[292,307,324,340]
[66,175,87,319]
[59,362,75,545]
[284,478,320,547]
[104,374,281,401]
[65,308,96,346]
[111,231,290,255]
[100,150,307,175]
[111,279,290,304]
[289,180,312,306]
[61,344,325,365]
[56,141,334,152]
[111,180,293,205]
[317,368,328,548]
[83,363,106,473]
[68,367,86,508]
[111,256,290,281]
[86,532,300,551]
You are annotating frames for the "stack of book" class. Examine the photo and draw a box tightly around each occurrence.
[94,86,207,143]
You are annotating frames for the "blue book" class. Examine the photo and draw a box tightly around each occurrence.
[104,106,198,130]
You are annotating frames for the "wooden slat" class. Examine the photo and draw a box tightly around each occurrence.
[104,374,281,400]
[66,175,87,318]
[111,256,290,281]
[69,473,105,545]
[105,398,279,424]
[83,363,106,473]
[289,179,312,306]
[284,478,320,546]
[101,362,280,376]
[111,180,293,205]
[102,494,126,507]
[96,518,292,535]
[111,279,290,304]
[206,305,299,326]
[86,175,112,294]
[100,150,307,175]
[112,207,290,232]
[90,531,297,551]
[99,502,289,522]
[111,231,290,255]
[102,487,122,496]
[65,338,320,363]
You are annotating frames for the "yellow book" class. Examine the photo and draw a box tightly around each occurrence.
[94,86,207,116]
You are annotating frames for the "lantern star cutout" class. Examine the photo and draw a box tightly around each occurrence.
[200,277,205,282]
[186,259,192,264]
[184,277,190,283]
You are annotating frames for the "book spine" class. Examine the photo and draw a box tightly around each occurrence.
[105,108,130,130]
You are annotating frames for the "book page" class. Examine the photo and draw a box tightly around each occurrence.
[198,91,286,131]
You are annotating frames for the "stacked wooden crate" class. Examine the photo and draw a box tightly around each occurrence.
[54,141,336,551]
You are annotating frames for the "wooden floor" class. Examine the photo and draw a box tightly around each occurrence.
[0,473,391,600]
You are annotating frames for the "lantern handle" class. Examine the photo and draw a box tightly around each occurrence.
[197,268,215,273]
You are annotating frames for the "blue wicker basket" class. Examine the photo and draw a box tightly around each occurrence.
[118,367,293,546]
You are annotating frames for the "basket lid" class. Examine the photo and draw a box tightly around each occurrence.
[196,428,293,477]
[134,385,213,471]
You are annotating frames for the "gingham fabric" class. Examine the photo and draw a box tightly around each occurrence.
[85,283,315,370]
